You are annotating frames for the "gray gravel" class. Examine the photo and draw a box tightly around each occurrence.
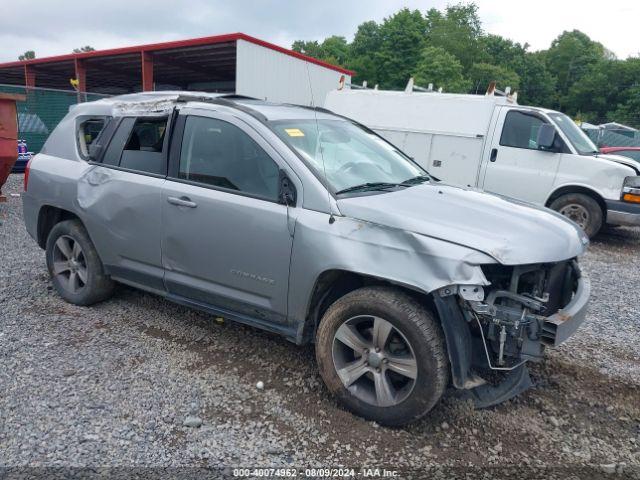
[1,173,639,478]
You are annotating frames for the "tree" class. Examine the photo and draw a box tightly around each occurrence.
[610,86,640,129]
[289,2,636,122]
[374,8,428,88]
[425,3,483,72]
[319,36,349,66]
[73,46,96,53]
[292,40,324,58]
[292,36,348,67]
[468,63,520,93]
[18,50,35,61]
[478,34,527,69]
[564,57,640,124]
[348,21,382,84]
[516,52,557,108]
[414,46,470,93]
[545,30,607,107]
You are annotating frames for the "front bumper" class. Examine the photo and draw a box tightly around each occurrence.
[540,274,590,347]
[606,199,640,227]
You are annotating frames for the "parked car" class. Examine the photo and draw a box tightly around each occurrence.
[325,89,640,237]
[600,146,640,163]
[23,92,590,426]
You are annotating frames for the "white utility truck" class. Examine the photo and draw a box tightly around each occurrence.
[325,87,640,237]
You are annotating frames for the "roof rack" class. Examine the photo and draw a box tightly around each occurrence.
[175,94,268,123]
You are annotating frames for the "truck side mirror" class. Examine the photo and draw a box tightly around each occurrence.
[278,170,297,206]
[537,124,557,150]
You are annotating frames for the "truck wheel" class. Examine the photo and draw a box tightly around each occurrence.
[45,219,114,306]
[315,286,448,426]
[550,193,603,238]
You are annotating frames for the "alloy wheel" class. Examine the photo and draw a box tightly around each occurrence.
[332,315,418,407]
[52,235,88,294]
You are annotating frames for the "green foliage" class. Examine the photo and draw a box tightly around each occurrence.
[73,46,96,53]
[290,3,639,128]
[373,8,428,88]
[516,52,557,107]
[425,3,483,71]
[18,50,36,61]
[610,86,640,127]
[414,46,470,92]
[545,30,607,106]
[349,21,382,84]
[468,63,520,93]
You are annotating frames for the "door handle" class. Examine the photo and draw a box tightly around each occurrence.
[490,148,498,162]
[167,196,197,208]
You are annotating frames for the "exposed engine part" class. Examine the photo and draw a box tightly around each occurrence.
[472,311,527,371]
[458,260,579,370]
[498,325,507,365]
[438,284,485,301]
[459,285,485,301]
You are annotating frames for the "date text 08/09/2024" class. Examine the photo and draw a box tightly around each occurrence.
[232,468,399,477]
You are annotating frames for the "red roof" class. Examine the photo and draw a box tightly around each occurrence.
[0,32,355,76]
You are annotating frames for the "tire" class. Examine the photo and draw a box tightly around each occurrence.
[45,219,115,306]
[315,286,449,426]
[550,193,603,238]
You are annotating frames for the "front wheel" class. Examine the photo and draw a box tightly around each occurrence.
[550,193,603,238]
[315,287,449,426]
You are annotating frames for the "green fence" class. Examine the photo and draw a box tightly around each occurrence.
[0,84,110,154]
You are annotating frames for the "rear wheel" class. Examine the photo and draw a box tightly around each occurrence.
[45,220,114,305]
[550,193,603,238]
[315,286,448,426]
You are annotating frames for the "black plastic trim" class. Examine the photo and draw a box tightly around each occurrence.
[606,199,640,214]
[433,295,473,390]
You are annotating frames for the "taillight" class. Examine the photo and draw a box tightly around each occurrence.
[24,156,33,191]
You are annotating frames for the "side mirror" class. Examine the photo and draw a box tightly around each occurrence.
[537,124,557,150]
[278,170,297,206]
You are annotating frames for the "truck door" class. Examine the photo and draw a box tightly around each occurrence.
[480,108,561,204]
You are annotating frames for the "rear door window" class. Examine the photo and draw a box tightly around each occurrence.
[102,118,135,166]
[119,118,168,175]
[100,117,168,175]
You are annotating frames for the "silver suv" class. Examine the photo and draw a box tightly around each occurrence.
[22,92,590,426]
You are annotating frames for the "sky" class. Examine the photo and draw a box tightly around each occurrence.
[0,0,638,63]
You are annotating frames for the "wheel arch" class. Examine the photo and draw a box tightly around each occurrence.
[545,185,607,221]
[301,269,435,343]
[302,269,474,391]
[36,205,82,249]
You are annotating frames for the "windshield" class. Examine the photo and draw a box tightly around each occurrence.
[548,112,599,155]
[271,119,425,194]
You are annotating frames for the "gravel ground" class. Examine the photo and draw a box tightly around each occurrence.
[1,173,639,479]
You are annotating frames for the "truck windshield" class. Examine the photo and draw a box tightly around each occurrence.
[271,119,425,194]
[548,112,599,155]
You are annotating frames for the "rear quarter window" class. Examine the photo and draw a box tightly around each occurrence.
[76,117,109,160]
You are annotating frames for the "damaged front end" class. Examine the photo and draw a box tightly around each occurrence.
[434,259,590,408]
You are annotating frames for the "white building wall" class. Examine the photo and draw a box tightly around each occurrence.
[235,39,350,107]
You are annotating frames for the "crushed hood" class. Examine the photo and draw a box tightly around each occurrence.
[337,184,588,265]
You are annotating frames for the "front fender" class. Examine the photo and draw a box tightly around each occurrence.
[287,211,495,329]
